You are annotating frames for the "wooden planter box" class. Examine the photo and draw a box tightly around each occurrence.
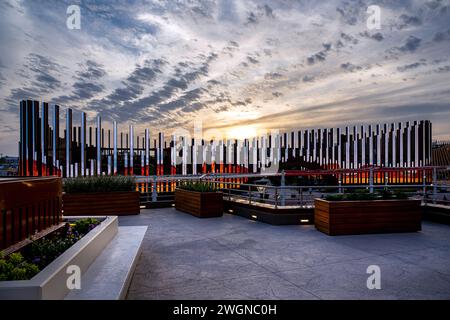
[315,198,421,236]
[175,188,223,218]
[63,191,140,216]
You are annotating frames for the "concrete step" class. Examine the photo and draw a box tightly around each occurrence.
[65,226,147,300]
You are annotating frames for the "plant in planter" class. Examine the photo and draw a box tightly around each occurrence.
[70,217,99,235]
[0,218,100,281]
[64,175,135,193]
[0,253,39,281]
[315,189,421,236]
[62,176,140,216]
[178,181,217,192]
[0,216,119,300]
[324,189,408,202]
[175,181,223,218]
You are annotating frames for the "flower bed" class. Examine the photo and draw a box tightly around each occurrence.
[0,218,100,281]
[0,216,118,299]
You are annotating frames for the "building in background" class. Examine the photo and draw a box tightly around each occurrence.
[0,156,19,176]
[17,100,433,184]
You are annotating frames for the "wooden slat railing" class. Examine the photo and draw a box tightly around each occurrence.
[0,177,62,250]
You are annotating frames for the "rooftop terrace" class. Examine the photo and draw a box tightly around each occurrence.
[120,208,450,300]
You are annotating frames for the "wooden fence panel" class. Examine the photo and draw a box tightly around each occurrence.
[0,177,62,250]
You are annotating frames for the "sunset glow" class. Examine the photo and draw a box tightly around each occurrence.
[226,126,258,140]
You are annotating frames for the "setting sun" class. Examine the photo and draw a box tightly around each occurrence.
[226,126,258,140]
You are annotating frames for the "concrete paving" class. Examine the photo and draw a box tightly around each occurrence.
[120,208,450,300]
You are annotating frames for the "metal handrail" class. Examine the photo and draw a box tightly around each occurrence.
[138,180,449,207]
[133,170,450,208]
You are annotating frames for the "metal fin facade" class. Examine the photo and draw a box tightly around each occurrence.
[18,100,432,182]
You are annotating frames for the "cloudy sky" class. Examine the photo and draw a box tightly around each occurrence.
[1,0,450,155]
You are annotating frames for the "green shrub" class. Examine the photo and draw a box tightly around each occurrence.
[325,194,345,201]
[325,189,409,201]
[0,218,100,281]
[26,218,100,269]
[26,236,76,269]
[346,193,377,201]
[64,175,136,193]
[178,181,218,192]
[71,218,100,235]
[0,253,40,281]
[393,191,409,199]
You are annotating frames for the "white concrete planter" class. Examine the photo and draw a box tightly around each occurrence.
[0,216,118,300]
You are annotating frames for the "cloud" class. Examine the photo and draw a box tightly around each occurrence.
[272,91,282,97]
[96,52,217,122]
[0,71,5,88]
[341,62,363,72]
[156,87,206,112]
[247,56,259,64]
[341,32,359,44]
[434,65,450,73]
[72,82,104,99]
[360,31,384,41]
[77,60,106,80]
[306,42,333,65]
[53,60,107,104]
[433,29,450,42]
[34,73,61,90]
[336,2,363,26]
[5,54,65,109]
[397,62,426,72]
[302,75,315,82]
[307,51,327,65]
[217,0,240,23]
[247,12,258,24]
[264,72,283,80]
[398,36,422,53]
[262,4,274,18]
[1,0,450,154]
[246,4,274,24]
[397,14,422,29]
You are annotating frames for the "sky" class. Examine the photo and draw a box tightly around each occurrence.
[0,0,450,155]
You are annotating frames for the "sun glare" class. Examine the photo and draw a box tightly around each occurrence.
[226,126,258,140]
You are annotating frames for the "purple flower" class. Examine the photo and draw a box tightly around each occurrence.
[32,257,41,264]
